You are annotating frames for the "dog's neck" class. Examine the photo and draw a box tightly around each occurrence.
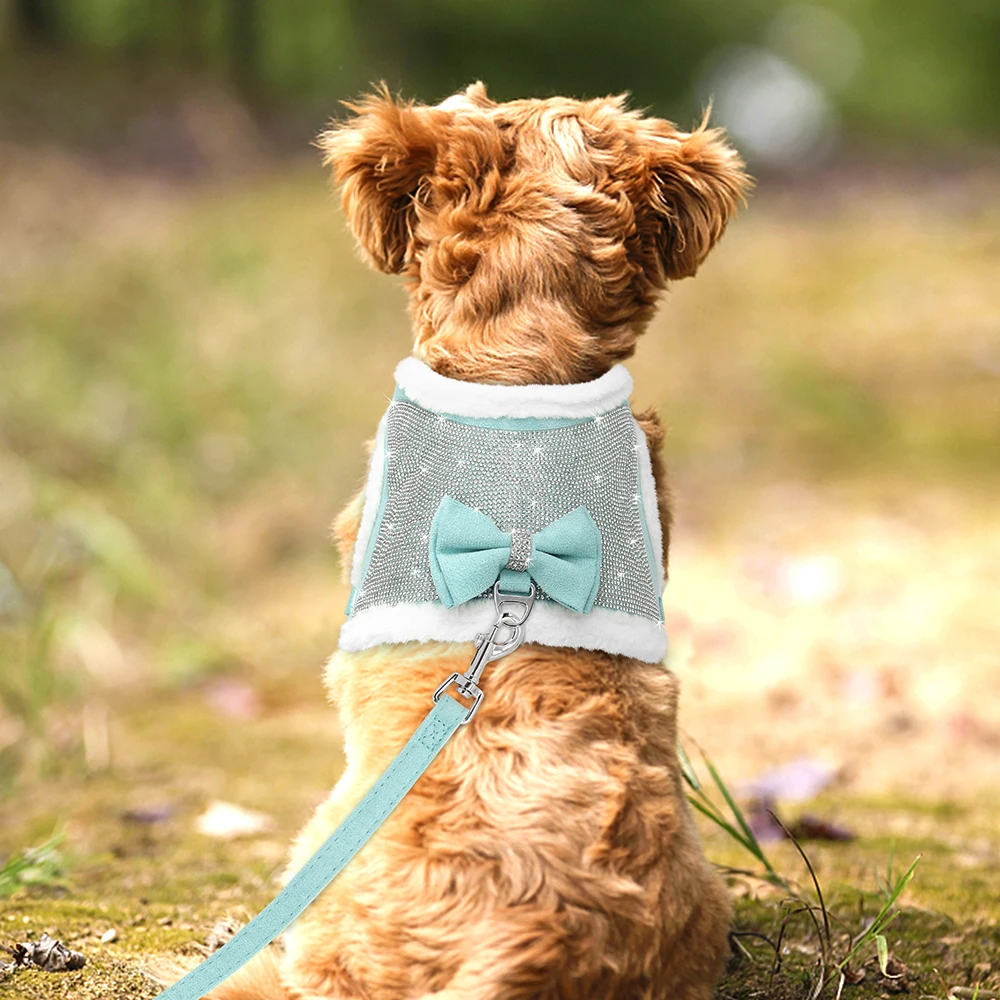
[410,304,641,387]
[413,341,626,387]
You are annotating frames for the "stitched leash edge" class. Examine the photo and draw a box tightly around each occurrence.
[152,692,468,1000]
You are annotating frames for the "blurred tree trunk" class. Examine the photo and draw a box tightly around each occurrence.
[228,0,260,105]
[345,0,409,90]
[177,0,207,69]
[13,0,58,45]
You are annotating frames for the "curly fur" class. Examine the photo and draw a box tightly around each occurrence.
[180,81,749,1000]
[319,81,748,386]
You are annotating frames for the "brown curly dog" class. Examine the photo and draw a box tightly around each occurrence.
[182,81,749,1000]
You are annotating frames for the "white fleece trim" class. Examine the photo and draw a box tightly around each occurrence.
[394,357,634,419]
[349,412,388,588]
[338,600,667,664]
[634,422,666,593]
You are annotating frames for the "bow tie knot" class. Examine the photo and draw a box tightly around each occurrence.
[428,497,602,614]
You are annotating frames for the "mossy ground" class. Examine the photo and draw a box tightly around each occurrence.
[1,71,998,1000]
[2,688,999,999]
[0,689,336,998]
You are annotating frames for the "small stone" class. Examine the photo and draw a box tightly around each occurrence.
[100,928,117,944]
[122,804,176,825]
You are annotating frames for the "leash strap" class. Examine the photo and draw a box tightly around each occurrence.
[156,581,536,1000]
[155,692,468,1000]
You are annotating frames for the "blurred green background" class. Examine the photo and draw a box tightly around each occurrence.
[0,3,999,996]
[4,0,1000,147]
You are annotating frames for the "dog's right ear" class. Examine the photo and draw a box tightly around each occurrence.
[317,86,443,274]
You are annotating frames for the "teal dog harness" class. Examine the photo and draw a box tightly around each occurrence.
[340,357,667,663]
[156,359,667,1000]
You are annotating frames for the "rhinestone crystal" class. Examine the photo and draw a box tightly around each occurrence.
[351,400,661,623]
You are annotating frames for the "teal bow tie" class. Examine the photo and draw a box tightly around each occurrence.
[428,496,602,614]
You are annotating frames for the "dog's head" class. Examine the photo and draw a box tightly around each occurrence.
[319,82,750,383]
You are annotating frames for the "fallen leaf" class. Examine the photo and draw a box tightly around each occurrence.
[843,964,866,984]
[196,800,275,840]
[744,797,788,843]
[787,813,856,842]
[879,956,911,992]
[203,678,261,720]
[4,933,85,972]
[741,758,837,803]
[122,804,176,825]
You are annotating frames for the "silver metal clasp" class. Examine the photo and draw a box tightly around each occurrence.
[433,581,535,723]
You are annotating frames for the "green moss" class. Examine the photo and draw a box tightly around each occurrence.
[0,958,161,1000]
[723,894,1000,999]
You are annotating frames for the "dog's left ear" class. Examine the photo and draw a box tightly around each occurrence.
[636,116,751,281]
[317,85,445,274]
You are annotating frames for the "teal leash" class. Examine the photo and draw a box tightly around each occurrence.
[155,693,467,1000]
[155,582,535,1000]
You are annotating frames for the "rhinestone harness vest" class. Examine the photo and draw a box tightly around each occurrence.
[338,358,667,663]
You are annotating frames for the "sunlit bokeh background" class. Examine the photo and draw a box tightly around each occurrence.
[1,2,999,979]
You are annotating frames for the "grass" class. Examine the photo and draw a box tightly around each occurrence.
[682,743,791,890]
[0,831,67,898]
[0,107,999,996]
[682,744,925,998]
